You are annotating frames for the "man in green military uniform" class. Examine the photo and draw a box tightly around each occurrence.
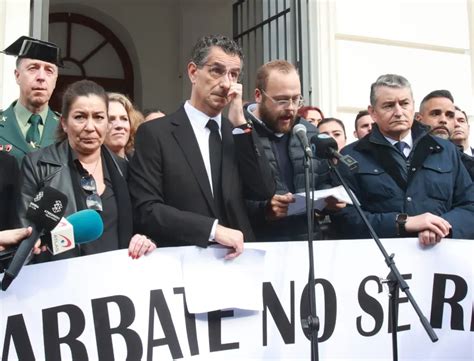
[0,36,63,162]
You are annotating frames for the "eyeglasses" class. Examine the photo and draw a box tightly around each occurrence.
[80,175,103,212]
[201,63,242,82]
[260,89,305,108]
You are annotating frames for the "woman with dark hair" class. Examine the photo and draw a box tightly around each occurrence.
[317,117,347,151]
[18,80,155,261]
[105,92,143,160]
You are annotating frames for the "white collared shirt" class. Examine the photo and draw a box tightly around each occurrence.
[384,130,413,158]
[464,146,473,157]
[184,101,222,195]
[184,101,221,241]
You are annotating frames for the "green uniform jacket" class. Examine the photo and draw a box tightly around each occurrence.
[0,101,59,163]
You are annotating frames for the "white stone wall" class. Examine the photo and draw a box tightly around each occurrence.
[0,0,30,109]
[2,0,473,146]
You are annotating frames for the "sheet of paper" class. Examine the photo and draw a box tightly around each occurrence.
[287,185,354,216]
[182,246,266,314]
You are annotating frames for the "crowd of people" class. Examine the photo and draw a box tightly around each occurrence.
[1,34,473,268]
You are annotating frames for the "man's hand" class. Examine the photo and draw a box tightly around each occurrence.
[214,224,244,260]
[323,196,346,212]
[405,212,451,243]
[0,227,32,252]
[418,230,442,246]
[227,81,246,127]
[0,227,44,255]
[265,193,295,221]
[33,239,46,255]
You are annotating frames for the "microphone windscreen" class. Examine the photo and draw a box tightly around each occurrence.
[66,209,104,244]
[310,133,338,159]
[25,186,68,231]
[292,123,307,136]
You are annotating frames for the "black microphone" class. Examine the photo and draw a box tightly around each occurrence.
[293,124,313,158]
[1,210,103,271]
[310,133,359,171]
[1,187,68,291]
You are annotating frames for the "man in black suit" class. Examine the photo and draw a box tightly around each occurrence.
[451,106,474,180]
[452,106,473,155]
[129,35,275,259]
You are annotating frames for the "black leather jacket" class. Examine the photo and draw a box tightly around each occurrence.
[19,140,133,257]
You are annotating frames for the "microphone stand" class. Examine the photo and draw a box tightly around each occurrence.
[301,153,320,361]
[327,159,438,361]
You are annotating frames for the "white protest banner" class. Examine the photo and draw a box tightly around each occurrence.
[0,238,472,360]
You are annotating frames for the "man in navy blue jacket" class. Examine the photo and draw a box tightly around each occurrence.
[332,74,474,244]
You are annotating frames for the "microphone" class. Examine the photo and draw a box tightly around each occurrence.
[46,209,104,255]
[292,124,313,158]
[1,187,68,291]
[310,133,359,171]
[0,210,104,271]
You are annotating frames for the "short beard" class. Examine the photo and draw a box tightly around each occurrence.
[430,126,451,140]
[259,101,295,134]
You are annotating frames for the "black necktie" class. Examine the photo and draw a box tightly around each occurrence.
[395,141,407,158]
[26,114,42,145]
[206,119,226,223]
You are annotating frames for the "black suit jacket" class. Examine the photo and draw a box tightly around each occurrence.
[0,152,20,230]
[129,106,275,247]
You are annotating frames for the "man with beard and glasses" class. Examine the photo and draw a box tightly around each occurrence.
[417,90,474,180]
[243,60,345,242]
[0,36,62,163]
[129,35,275,259]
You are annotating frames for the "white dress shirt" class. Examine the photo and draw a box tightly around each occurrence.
[384,130,413,158]
[184,101,222,195]
[184,101,222,241]
[464,145,473,157]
